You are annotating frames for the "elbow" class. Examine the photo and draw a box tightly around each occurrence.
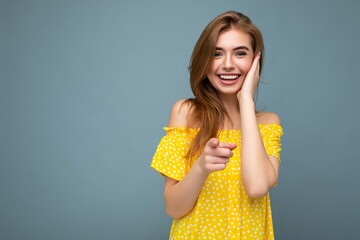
[164,191,188,220]
[164,196,187,220]
[165,205,186,220]
[244,183,270,199]
[245,187,268,199]
[243,175,278,198]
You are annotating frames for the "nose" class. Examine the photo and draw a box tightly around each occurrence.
[223,55,235,70]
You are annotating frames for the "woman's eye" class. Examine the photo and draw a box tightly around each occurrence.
[214,52,222,57]
[235,51,247,56]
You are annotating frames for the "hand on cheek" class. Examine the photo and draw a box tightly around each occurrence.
[237,52,261,100]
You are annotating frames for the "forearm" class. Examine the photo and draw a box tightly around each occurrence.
[164,162,208,219]
[239,97,277,198]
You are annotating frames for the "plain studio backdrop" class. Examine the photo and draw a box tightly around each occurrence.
[1,0,360,239]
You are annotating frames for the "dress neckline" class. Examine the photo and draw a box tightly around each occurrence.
[164,123,282,132]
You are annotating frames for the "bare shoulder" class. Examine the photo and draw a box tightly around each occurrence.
[168,99,194,127]
[256,112,281,125]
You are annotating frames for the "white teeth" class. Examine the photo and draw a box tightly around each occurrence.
[219,75,239,80]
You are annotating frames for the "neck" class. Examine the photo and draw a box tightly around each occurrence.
[218,93,240,114]
[218,93,241,129]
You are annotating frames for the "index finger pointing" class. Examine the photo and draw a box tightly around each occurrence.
[218,142,237,150]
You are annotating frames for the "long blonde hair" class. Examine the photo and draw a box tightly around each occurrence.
[184,11,264,165]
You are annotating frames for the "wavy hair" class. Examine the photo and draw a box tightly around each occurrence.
[184,11,264,166]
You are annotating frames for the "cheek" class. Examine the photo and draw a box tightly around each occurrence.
[212,58,223,70]
[242,61,253,74]
[207,61,219,77]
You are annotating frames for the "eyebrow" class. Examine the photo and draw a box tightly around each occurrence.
[215,46,250,51]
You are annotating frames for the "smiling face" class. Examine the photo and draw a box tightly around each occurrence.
[207,28,254,98]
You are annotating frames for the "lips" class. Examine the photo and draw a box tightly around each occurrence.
[217,74,240,85]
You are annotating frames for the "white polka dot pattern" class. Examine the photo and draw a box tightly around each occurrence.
[151,124,283,239]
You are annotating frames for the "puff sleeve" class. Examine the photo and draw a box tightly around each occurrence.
[151,127,195,181]
[259,124,284,161]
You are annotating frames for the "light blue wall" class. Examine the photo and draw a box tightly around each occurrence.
[1,0,360,239]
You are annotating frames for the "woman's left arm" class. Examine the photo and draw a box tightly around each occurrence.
[238,52,280,198]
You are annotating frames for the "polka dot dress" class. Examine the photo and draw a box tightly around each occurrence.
[151,124,283,240]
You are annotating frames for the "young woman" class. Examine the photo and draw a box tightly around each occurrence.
[151,11,283,239]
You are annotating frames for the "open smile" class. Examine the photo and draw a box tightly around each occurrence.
[217,74,241,85]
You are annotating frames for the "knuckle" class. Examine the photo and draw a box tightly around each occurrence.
[204,155,213,164]
[204,148,211,155]
[205,163,214,172]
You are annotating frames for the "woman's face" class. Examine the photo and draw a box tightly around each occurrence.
[207,28,254,98]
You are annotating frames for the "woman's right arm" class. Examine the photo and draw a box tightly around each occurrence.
[164,100,236,219]
[164,162,208,219]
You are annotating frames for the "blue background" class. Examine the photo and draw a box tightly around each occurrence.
[1,0,360,239]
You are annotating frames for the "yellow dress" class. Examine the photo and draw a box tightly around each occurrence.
[151,124,283,240]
